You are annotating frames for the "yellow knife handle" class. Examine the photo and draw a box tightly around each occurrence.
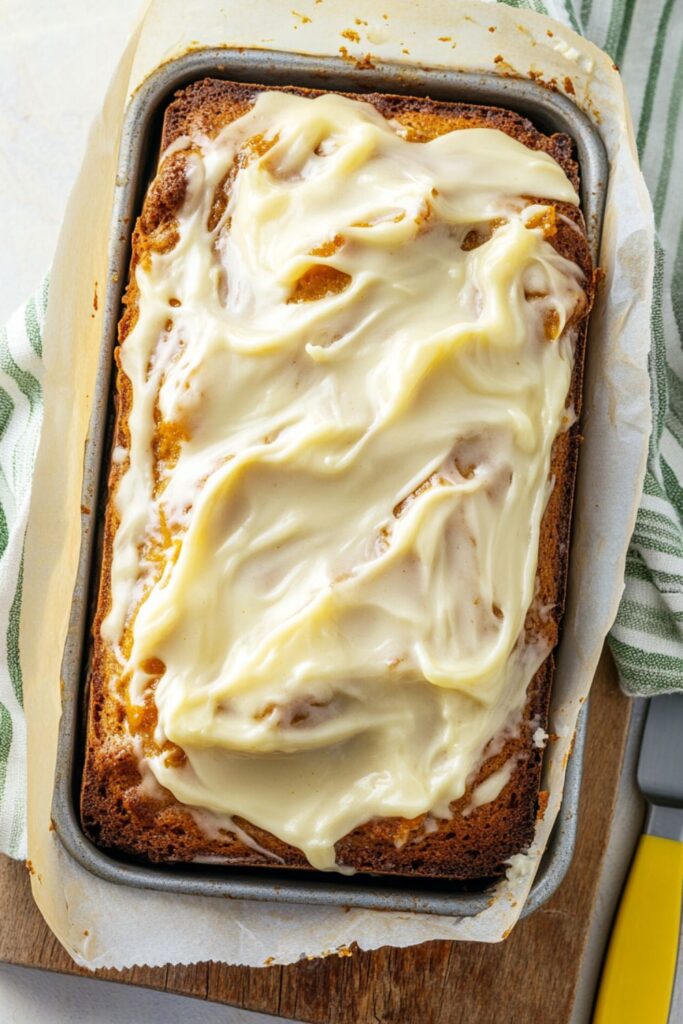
[593,832,683,1023]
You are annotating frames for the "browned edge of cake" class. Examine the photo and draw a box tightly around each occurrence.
[80,79,596,881]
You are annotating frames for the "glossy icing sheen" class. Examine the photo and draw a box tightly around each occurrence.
[102,91,585,870]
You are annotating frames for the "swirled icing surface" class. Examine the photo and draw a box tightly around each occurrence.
[102,91,584,870]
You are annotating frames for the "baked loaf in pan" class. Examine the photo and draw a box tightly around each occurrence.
[81,79,594,881]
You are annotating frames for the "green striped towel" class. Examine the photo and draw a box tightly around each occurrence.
[0,0,680,858]
[0,278,48,859]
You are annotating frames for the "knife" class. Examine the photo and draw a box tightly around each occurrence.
[594,693,683,1023]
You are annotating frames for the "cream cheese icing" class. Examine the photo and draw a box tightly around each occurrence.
[102,90,585,871]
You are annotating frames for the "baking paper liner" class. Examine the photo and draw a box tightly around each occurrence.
[21,0,651,967]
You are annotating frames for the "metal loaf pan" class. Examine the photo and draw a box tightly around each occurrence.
[52,47,606,918]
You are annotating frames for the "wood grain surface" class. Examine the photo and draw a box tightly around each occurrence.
[0,648,632,1024]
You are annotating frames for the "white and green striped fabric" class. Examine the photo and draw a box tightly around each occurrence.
[0,0,681,858]
[574,0,683,694]
[0,278,47,858]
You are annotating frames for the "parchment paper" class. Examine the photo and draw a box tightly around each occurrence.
[21,0,653,968]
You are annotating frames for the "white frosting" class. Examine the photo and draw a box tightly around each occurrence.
[462,758,518,818]
[533,726,549,749]
[102,91,584,871]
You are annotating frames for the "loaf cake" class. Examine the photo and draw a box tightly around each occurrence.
[81,79,594,881]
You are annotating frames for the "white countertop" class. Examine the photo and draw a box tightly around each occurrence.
[0,961,285,1024]
[0,3,679,1022]
[0,1,140,321]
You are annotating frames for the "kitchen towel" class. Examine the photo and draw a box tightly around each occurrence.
[0,278,47,858]
[0,0,680,859]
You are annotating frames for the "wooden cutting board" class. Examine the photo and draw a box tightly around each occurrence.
[0,648,633,1023]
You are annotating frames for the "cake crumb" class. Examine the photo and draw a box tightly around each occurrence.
[338,46,375,69]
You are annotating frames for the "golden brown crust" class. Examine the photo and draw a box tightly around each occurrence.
[81,79,594,881]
